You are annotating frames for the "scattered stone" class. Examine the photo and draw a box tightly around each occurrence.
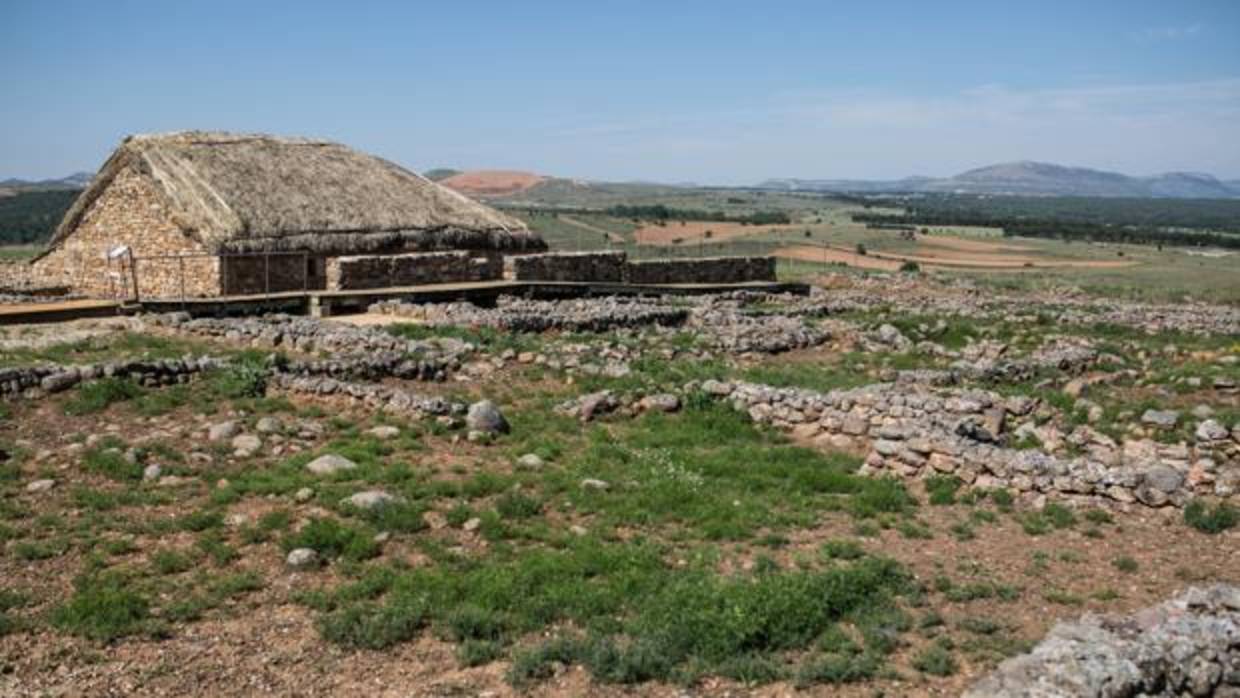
[345,490,398,510]
[255,416,283,434]
[294,487,315,503]
[142,464,162,481]
[231,434,262,457]
[208,421,239,441]
[285,548,319,568]
[305,454,357,475]
[367,425,401,440]
[462,517,482,532]
[466,400,509,434]
[1195,419,1229,442]
[25,479,55,493]
[639,393,681,413]
[516,453,545,469]
[581,478,610,491]
[1140,409,1179,429]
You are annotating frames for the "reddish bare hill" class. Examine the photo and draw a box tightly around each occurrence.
[439,170,545,197]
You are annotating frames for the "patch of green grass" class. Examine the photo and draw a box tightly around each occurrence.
[81,443,142,482]
[1112,556,1139,573]
[308,537,911,687]
[1184,500,1238,534]
[282,518,379,562]
[51,572,151,642]
[551,402,914,540]
[924,475,962,506]
[1083,508,1113,525]
[63,378,144,416]
[1018,503,1076,535]
[495,491,543,520]
[151,550,194,575]
[911,640,957,676]
[820,539,866,560]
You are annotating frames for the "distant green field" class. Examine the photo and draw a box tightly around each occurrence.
[506,191,1240,305]
[0,245,40,262]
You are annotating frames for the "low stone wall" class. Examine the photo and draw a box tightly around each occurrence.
[0,356,226,399]
[325,251,501,291]
[370,296,689,333]
[270,374,464,418]
[965,585,1240,697]
[504,251,627,282]
[144,313,471,367]
[622,256,776,284]
[705,380,1238,505]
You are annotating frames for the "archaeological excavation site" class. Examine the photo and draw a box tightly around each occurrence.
[0,132,1237,697]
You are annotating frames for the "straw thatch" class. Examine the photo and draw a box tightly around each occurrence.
[41,131,545,257]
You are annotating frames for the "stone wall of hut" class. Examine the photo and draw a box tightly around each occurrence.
[504,251,626,282]
[31,168,220,299]
[622,256,776,284]
[325,251,502,291]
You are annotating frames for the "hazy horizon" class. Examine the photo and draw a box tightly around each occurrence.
[4,1,1239,184]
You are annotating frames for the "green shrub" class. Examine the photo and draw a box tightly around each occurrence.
[1112,556,1139,573]
[151,550,193,575]
[63,378,143,415]
[911,640,957,676]
[496,491,543,520]
[82,444,142,481]
[318,598,427,649]
[899,261,921,273]
[283,518,379,561]
[51,573,151,642]
[1184,500,1238,534]
[925,476,962,506]
[211,361,269,399]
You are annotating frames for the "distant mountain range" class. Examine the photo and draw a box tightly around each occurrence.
[0,172,93,191]
[758,162,1240,199]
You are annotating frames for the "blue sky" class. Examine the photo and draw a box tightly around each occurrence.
[3,1,1239,183]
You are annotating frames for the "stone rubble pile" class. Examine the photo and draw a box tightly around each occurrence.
[269,374,464,419]
[144,312,471,364]
[685,305,830,354]
[965,584,1240,697]
[279,352,453,382]
[370,296,689,333]
[705,379,1238,505]
[0,356,227,398]
[556,377,1239,507]
[820,274,1240,335]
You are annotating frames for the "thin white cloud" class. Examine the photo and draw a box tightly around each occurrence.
[1130,23,1203,42]
[513,78,1240,182]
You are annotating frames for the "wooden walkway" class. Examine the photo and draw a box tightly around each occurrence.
[0,279,807,324]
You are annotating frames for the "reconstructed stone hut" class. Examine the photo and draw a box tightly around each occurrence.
[31,131,544,299]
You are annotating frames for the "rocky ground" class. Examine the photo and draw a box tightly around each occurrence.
[1,274,1237,696]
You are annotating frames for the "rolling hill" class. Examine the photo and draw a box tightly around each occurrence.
[759,162,1240,199]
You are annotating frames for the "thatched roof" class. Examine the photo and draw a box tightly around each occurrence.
[41,131,544,256]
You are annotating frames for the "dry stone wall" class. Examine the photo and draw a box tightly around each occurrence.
[326,251,501,290]
[702,379,1238,506]
[32,167,220,299]
[0,356,225,399]
[965,584,1240,697]
[622,256,776,284]
[505,251,626,282]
